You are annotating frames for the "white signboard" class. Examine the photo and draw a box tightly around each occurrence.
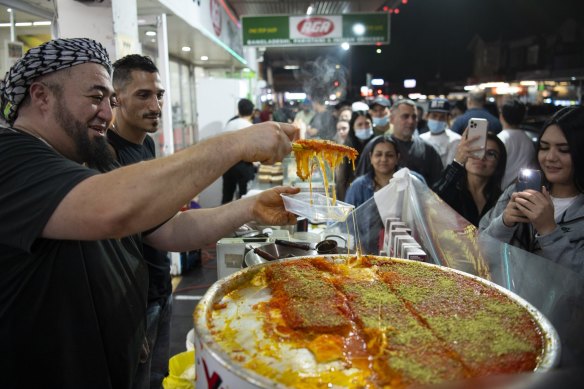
[289,16,342,41]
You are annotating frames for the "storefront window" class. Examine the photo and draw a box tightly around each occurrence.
[169,60,197,151]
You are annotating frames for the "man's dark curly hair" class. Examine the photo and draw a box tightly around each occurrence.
[112,54,158,90]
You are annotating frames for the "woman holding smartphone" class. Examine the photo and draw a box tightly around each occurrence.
[432,131,507,226]
[479,106,584,274]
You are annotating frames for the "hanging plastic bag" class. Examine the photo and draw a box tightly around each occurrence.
[163,350,195,389]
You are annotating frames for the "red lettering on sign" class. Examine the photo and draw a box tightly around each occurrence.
[297,17,334,37]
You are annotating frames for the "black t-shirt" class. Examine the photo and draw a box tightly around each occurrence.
[0,129,148,389]
[108,129,157,166]
[432,162,501,227]
[107,130,171,306]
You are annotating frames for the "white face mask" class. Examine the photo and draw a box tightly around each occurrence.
[427,119,447,134]
[355,127,374,140]
[373,116,389,127]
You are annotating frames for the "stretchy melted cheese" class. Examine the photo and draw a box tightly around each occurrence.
[293,139,358,204]
[207,256,545,389]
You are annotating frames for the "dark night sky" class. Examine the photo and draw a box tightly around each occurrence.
[348,0,584,92]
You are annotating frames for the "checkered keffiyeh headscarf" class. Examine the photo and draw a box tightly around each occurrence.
[0,38,112,124]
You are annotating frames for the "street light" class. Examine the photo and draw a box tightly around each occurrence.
[352,23,365,36]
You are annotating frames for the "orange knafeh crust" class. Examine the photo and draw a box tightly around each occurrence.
[293,139,358,181]
[240,256,544,388]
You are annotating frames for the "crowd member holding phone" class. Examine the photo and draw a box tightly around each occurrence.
[432,129,507,226]
[479,106,584,274]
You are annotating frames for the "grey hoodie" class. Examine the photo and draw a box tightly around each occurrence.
[479,184,584,275]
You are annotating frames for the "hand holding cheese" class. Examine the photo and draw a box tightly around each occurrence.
[236,121,300,164]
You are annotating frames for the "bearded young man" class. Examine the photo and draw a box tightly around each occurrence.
[107,54,170,389]
[0,38,299,389]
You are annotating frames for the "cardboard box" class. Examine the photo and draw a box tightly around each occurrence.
[386,221,408,254]
[383,217,401,248]
[389,228,412,256]
[384,217,401,233]
[400,242,421,259]
[394,235,417,259]
[405,246,427,262]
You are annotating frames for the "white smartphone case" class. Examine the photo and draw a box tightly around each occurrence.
[467,118,488,159]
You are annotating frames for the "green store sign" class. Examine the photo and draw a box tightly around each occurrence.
[242,13,390,47]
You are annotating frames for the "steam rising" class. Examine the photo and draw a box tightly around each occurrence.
[297,56,347,103]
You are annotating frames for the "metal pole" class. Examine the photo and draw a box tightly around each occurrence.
[157,13,174,156]
[156,12,181,271]
[9,9,15,42]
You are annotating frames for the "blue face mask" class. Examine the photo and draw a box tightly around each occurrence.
[427,119,447,134]
[355,127,374,140]
[373,116,389,127]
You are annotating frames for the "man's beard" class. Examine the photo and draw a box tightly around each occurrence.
[55,101,115,172]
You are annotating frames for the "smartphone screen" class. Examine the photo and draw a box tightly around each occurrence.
[467,118,488,159]
[516,169,542,191]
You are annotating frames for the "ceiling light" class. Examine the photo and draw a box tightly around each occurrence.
[306,4,314,15]
[376,48,382,54]
[200,55,209,61]
[7,8,12,13]
[181,46,191,52]
[341,42,350,51]
[33,21,51,26]
[284,65,300,70]
[15,22,32,27]
[145,31,156,36]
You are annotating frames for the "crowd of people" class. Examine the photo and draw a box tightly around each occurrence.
[250,87,584,274]
[281,89,584,278]
[0,36,583,389]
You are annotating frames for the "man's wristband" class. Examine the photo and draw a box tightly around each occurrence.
[452,158,463,167]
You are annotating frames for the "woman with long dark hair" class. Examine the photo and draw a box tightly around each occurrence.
[335,110,376,201]
[479,106,584,273]
[433,131,507,226]
[345,136,400,207]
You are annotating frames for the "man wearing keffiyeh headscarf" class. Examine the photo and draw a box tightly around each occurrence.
[0,37,300,388]
[0,37,116,170]
[0,37,112,124]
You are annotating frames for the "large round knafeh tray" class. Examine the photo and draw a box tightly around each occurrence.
[194,255,560,389]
